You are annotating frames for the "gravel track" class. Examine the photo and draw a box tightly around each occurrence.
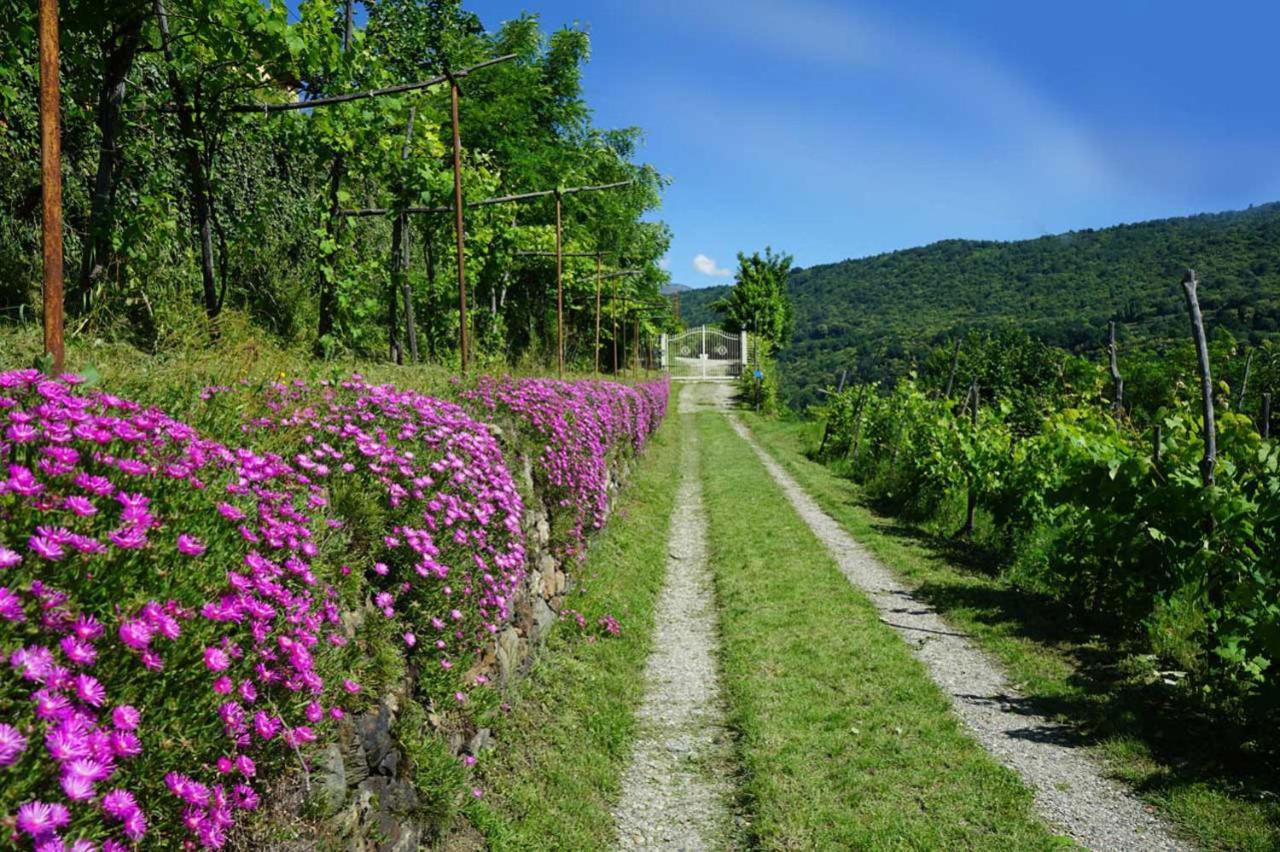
[727,413,1187,852]
[613,386,737,850]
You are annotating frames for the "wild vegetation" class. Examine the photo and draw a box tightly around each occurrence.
[0,0,673,367]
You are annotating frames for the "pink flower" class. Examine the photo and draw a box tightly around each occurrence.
[59,635,97,667]
[118,619,152,650]
[342,679,361,694]
[0,722,28,766]
[203,647,231,672]
[102,788,139,820]
[112,705,140,731]
[61,770,96,800]
[0,587,24,621]
[16,801,70,838]
[0,546,21,568]
[28,535,65,561]
[61,495,98,517]
[72,674,106,707]
[176,534,206,556]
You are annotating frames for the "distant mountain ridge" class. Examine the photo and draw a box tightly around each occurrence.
[679,202,1280,407]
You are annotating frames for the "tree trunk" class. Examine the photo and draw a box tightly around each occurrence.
[154,0,219,320]
[76,12,142,311]
[317,0,353,345]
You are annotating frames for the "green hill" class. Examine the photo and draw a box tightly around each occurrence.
[681,203,1280,408]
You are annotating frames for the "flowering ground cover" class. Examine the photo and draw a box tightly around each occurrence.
[0,368,668,850]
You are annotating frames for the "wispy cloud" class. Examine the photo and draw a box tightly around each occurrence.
[693,254,731,277]
[648,0,1114,193]
[658,256,672,271]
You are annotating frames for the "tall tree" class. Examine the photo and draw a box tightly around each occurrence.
[711,247,794,354]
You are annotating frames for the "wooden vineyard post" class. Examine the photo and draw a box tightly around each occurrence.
[449,72,469,373]
[944,336,961,398]
[1237,349,1253,409]
[39,0,63,371]
[1181,269,1216,488]
[1108,321,1124,415]
[847,385,868,465]
[594,253,602,376]
[959,379,979,538]
[1263,393,1272,439]
[554,190,563,378]
[1153,424,1163,469]
[612,275,619,374]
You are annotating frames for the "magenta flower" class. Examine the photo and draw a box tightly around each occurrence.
[112,705,140,731]
[176,534,207,556]
[16,800,70,838]
[0,722,28,766]
[28,534,65,561]
[59,635,97,667]
[61,495,98,517]
[0,545,21,568]
[203,647,231,672]
[0,586,24,622]
[118,619,152,650]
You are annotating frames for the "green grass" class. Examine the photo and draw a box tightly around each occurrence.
[696,412,1069,849]
[461,415,683,851]
[743,413,1280,851]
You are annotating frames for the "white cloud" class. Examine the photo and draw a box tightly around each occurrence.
[693,253,731,277]
[658,256,672,271]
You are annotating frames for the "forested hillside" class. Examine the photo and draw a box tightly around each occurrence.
[681,203,1280,407]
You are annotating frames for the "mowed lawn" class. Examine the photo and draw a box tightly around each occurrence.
[697,412,1069,849]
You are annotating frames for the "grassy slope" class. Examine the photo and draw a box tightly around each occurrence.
[744,413,1280,851]
[697,412,1068,849]
[463,416,681,850]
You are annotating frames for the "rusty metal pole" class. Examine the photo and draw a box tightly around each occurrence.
[594,253,602,376]
[449,76,469,373]
[555,190,563,378]
[39,0,64,372]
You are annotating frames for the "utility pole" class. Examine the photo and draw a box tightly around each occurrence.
[39,0,63,371]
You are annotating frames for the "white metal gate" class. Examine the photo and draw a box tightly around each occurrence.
[661,326,748,381]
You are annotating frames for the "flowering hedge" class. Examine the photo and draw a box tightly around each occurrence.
[463,378,669,556]
[0,370,669,849]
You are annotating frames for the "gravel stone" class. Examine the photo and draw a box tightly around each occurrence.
[614,385,738,850]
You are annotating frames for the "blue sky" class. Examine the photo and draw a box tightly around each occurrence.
[361,1,1280,286]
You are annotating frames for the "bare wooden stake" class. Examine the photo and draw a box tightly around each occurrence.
[554,190,563,377]
[960,379,979,538]
[1153,424,1163,468]
[1237,348,1253,409]
[1263,393,1272,439]
[944,336,961,399]
[1181,269,1216,488]
[39,0,63,371]
[1108,320,1124,415]
[594,253,602,376]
